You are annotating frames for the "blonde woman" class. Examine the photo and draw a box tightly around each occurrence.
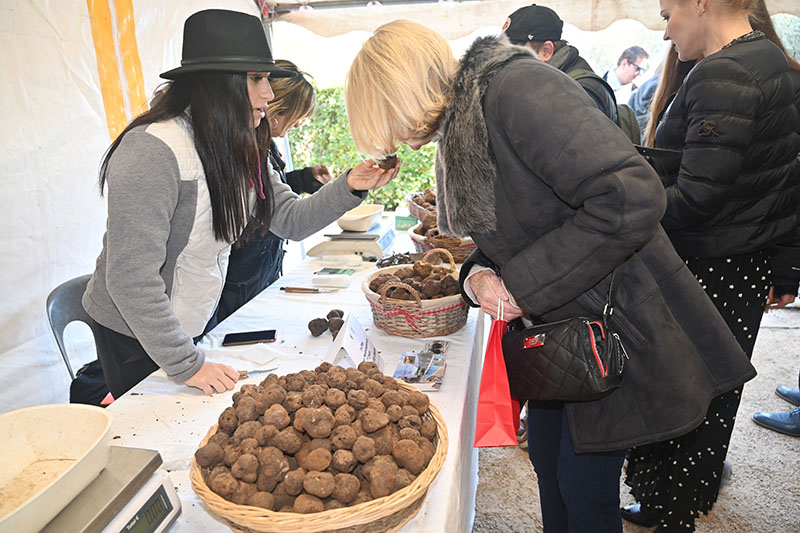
[622,0,800,530]
[346,20,755,531]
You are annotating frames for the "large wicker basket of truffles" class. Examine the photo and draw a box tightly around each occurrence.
[362,249,469,337]
[190,362,448,533]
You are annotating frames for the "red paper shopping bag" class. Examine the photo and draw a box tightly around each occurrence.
[474,302,521,447]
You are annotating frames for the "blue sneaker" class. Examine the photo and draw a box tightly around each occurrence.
[752,407,800,437]
[775,386,800,406]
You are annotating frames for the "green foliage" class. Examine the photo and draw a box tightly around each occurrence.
[288,86,436,210]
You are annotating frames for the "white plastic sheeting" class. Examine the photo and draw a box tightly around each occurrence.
[0,0,260,414]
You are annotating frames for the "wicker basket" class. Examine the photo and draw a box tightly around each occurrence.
[362,249,469,337]
[408,224,476,264]
[190,382,449,533]
[406,192,435,222]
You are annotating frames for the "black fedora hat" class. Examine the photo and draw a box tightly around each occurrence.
[160,9,296,80]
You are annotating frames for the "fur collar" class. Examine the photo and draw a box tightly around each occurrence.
[435,36,533,237]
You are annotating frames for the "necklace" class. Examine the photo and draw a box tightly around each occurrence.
[721,30,764,51]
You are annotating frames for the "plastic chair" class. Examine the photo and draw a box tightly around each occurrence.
[46,274,95,380]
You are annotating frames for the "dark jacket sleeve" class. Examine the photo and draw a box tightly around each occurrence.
[660,58,760,233]
[286,167,323,195]
[486,63,667,315]
[576,76,618,124]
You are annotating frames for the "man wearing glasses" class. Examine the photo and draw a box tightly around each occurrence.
[603,46,650,104]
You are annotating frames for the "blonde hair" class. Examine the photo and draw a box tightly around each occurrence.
[267,60,316,136]
[345,20,457,157]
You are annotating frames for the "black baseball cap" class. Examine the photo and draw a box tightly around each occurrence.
[503,4,564,44]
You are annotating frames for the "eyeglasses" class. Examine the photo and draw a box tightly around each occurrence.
[632,63,647,74]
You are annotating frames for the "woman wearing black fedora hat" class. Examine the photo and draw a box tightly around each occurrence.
[82,9,398,397]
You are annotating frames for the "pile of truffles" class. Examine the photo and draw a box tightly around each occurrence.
[413,217,461,249]
[410,189,436,213]
[369,261,459,301]
[308,309,345,339]
[194,362,437,514]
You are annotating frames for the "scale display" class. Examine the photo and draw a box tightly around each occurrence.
[122,484,172,533]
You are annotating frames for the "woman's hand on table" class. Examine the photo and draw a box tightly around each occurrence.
[185,361,240,395]
[345,158,400,192]
[470,269,524,320]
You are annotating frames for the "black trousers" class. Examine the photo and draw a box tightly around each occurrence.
[92,321,159,398]
[527,401,627,533]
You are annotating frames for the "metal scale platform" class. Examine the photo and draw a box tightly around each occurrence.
[41,447,181,533]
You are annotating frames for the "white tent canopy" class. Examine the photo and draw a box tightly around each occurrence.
[270,0,800,39]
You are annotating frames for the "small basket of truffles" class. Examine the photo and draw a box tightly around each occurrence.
[362,248,469,338]
[407,189,436,222]
[190,362,448,533]
[409,221,476,264]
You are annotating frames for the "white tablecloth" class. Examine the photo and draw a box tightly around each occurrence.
[108,229,484,532]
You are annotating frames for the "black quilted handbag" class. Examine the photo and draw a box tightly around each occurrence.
[501,271,627,402]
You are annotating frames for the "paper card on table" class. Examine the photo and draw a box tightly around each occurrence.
[324,314,382,371]
[211,343,281,366]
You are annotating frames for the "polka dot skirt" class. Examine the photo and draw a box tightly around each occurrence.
[625,251,770,531]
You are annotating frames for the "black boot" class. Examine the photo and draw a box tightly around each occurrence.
[620,503,659,527]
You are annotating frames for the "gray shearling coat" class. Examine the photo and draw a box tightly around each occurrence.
[437,37,756,453]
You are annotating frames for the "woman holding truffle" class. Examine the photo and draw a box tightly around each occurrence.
[82,10,397,398]
[205,60,346,333]
[345,20,756,530]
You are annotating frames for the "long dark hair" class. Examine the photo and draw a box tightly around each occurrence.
[643,48,696,147]
[99,72,273,243]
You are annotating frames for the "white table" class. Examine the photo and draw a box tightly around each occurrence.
[108,226,485,532]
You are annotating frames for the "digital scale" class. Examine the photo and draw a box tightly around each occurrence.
[306,221,395,259]
[41,447,181,533]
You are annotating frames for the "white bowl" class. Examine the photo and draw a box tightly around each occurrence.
[337,204,384,232]
[0,404,113,532]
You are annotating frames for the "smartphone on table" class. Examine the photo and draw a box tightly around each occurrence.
[222,329,277,347]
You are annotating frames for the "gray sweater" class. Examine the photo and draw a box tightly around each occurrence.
[83,116,363,383]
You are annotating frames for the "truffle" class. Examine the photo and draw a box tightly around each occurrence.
[352,435,376,463]
[218,407,238,434]
[392,439,426,475]
[331,449,357,472]
[247,491,275,510]
[377,154,397,170]
[210,471,239,499]
[293,493,324,514]
[263,404,291,430]
[195,442,224,468]
[303,470,335,498]
[231,453,259,483]
[360,408,390,433]
[369,458,399,498]
[283,467,307,496]
[328,317,344,338]
[308,318,329,337]
[333,473,361,503]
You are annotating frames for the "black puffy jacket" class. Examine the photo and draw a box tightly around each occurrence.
[654,36,800,259]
